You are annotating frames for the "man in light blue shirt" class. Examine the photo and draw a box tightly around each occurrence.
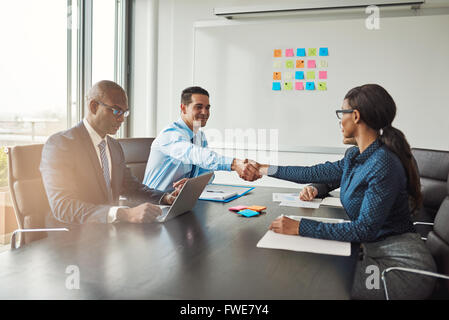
[143,86,261,193]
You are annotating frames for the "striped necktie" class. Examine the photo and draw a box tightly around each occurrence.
[98,140,112,200]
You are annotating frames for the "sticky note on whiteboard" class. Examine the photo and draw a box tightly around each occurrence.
[285,48,294,57]
[274,49,282,57]
[320,60,328,67]
[273,60,282,68]
[285,60,294,68]
[306,82,315,90]
[296,60,304,68]
[308,48,317,56]
[306,71,315,79]
[295,71,304,80]
[319,71,327,79]
[284,72,293,80]
[273,72,282,80]
[272,82,281,91]
[284,82,293,90]
[297,48,306,56]
[319,47,329,56]
[295,82,304,90]
[307,60,316,68]
[318,82,327,91]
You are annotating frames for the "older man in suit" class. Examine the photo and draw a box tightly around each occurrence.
[40,80,177,226]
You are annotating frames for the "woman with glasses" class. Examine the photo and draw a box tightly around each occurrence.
[258,84,436,299]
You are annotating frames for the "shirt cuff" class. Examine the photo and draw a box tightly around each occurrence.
[218,156,234,171]
[267,165,279,176]
[108,206,128,223]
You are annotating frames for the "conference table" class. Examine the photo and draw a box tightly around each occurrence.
[0,186,358,300]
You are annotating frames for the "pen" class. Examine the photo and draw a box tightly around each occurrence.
[207,190,224,193]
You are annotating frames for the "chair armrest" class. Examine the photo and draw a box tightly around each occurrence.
[381,267,449,300]
[11,228,69,250]
[413,222,434,226]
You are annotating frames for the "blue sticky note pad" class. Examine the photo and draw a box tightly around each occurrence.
[319,47,329,56]
[297,48,306,57]
[306,82,315,90]
[272,82,281,91]
[295,71,304,80]
[237,209,260,217]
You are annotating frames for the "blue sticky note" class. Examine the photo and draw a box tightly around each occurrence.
[272,82,281,91]
[319,47,329,56]
[306,82,315,90]
[295,71,304,80]
[237,209,260,217]
[297,48,306,57]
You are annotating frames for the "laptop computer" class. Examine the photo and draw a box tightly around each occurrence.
[156,172,213,223]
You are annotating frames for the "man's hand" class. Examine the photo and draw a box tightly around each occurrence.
[117,203,162,223]
[161,188,180,205]
[269,216,300,235]
[231,158,262,181]
[173,178,188,192]
[299,186,318,201]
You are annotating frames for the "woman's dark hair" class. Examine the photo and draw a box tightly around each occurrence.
[344,84,422,212]
[181,86,209,105]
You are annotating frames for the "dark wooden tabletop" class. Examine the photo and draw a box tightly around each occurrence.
[0,186,358,299]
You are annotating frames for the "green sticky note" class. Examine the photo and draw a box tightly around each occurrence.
[306,71,315,79]
[284,82,293,90]
[285,60,294,68]
[318,82,327,91]
[308,48,317,56]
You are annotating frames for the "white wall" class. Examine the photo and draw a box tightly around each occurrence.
[130,0,449,188]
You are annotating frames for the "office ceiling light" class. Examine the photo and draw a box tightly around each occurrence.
[214,0,425,19]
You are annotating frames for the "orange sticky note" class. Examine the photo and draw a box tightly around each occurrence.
[273,72,281,80]
[274,49,282,57]
[247,205,267,212]
[296,60,304,68]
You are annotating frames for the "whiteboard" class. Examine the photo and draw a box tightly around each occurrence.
[193,14,449,153]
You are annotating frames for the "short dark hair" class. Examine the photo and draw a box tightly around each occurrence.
[181,86,209,105]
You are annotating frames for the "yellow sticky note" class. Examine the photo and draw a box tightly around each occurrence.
[320,60,328,67]
[285,60,294,69]
[306,71,315,79]
[308,48,317,56]
[284,82,293,90]
[318,82,327,91]
[273,60,282,68]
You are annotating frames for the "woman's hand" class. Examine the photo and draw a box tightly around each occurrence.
[269,216,300,235]
[299,185,318,201]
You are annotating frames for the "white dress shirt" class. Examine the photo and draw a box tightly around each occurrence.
[83,118,121,223]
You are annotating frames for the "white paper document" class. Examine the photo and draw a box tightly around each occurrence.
[257,215,351,256]
[279,199,321,209]
[321,197,343,208]
[272,193,299,202]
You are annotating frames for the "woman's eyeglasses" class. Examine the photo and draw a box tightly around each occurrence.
[98,101,130,118]
[335,109,354,120]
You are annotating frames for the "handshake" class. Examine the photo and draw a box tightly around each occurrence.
[231,158,267,182]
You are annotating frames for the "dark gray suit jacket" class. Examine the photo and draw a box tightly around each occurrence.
[40,121,165,226]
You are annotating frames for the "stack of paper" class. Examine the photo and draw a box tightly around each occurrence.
[279,199,321,209]
[321,197,343,208]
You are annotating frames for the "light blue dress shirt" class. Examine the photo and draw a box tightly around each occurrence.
[143,118,234,192]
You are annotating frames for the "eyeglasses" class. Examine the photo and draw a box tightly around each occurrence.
[335,109,354,120]
[98,101,130,118]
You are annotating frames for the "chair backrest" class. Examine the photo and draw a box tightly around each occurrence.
[117,138,154,183]
[6,144,50,245]
[412,148,449,217]
[426,177,449,295]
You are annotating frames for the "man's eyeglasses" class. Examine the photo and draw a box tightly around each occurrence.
[98,101,130,118]
[335,109,354,120]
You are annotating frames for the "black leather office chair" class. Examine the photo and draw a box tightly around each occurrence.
[381,177,449,300]
[5,145,68,249]
[411,148,449,238]
[117,137,155,182]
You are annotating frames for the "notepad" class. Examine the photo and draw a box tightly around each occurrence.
[200,190,237,201]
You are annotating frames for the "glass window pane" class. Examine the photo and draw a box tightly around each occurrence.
[92,0,116,85]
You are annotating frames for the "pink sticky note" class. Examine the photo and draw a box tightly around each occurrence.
[229,206,248,212]
[307,60,316,68]
[285,48,294,57]
[319,71,327,79]
[295,82,304,90]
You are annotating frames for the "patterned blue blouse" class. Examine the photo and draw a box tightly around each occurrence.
[268,139,415,243]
